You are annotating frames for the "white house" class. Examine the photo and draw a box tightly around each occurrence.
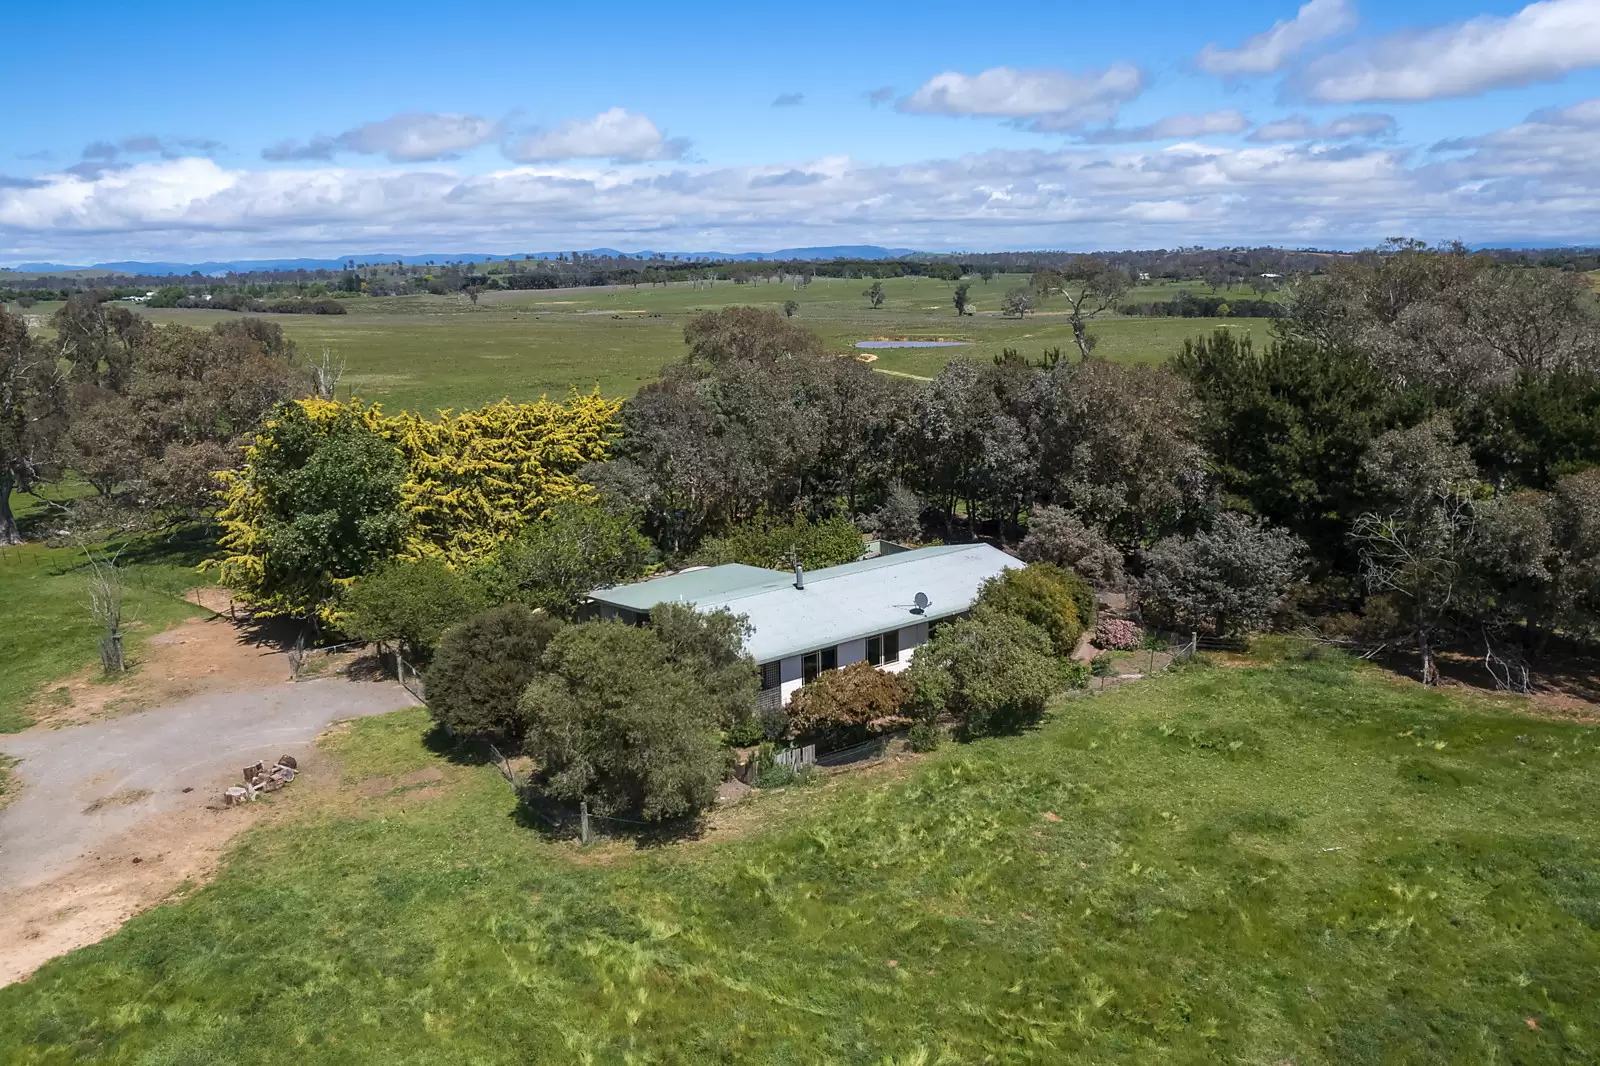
[585,543,1021,709]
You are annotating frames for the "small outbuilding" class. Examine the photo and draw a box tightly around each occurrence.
[585,542,1020,709]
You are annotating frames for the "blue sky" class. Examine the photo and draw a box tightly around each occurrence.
[4,0,1600,261]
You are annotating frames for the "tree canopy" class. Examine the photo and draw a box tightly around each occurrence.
[519,621,727,820]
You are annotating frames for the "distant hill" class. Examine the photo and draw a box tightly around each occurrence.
[4,246,928,277]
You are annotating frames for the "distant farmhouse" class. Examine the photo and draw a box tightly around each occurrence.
[585,543,1020,709]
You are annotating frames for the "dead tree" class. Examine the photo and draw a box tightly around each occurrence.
[311,347,346,401]
[82,542,131,672]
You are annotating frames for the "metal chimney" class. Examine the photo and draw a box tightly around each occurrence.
[794,560,805,589]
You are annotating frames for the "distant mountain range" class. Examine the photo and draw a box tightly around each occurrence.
[4,245,927,277]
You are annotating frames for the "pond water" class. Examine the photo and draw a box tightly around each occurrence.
[854,340,970,349]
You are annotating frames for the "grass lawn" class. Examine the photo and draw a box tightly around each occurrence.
[0,490,211,732]
[3,653,1596,1063]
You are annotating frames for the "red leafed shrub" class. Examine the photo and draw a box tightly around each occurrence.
[1095,618,1144,650]
[786,661,912,746]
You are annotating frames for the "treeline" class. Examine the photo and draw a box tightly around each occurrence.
[1121,294,1286,318]
[150,291,347,314]
[0,296,310,543]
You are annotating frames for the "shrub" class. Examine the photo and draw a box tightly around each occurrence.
[482,499,654,618]
[698,511,864,571]
[339,558,488,657]
[1140,512,1306,636]
[1018,505,1127,589]
[751,743,817,788]
[1094,617,1143,650]
[907,719,942,752]
[906,609,1063,737]
[1090,652,1117,678]
[426,604,562,739]
[866,484,923,544]
[785,661,912,746]
[977,563,1095,657]
[519,621,726,820]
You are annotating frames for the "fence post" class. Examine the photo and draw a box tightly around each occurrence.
[579,801,591,845]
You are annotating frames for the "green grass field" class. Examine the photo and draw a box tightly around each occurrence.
[3,653,1596,1063]
[12,275,1271,413]
[0,487,211,732]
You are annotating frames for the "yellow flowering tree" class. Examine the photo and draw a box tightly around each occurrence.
[386,393,622,564]
[215,391,622,622]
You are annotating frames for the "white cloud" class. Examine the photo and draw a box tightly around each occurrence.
[1293,0,1600,103]
[771,93,804,108]
[337,113,499,161]
[504,108,689,162]
[10,105,1600,260]
[1081,110,1250,144]
[1197,0,1356,76]
[897,65,1146,130]
[263,113,499,163]
[1248,112,1396,141]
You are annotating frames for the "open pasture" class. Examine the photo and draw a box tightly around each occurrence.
[95,274,1270,411]
[2,654,1596,1062]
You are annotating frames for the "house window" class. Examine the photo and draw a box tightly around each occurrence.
[866,630,901,666]
[760,661,781,691]
[802,646,838,684]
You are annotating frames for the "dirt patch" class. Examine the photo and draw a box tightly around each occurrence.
[82,788,152,815]
[0,787,280,986]
[26,589,290,728]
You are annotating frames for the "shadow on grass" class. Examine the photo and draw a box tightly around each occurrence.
[421,723,496,767]
[1427,634,1600,712]
[511,788,709,848]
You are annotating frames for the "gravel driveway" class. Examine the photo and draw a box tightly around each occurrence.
[0,678,417,894]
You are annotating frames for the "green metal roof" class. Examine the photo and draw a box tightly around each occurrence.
[588,543,1020,664]
[589,563,789,612]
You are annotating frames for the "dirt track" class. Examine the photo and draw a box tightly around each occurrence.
[0,676,416,985]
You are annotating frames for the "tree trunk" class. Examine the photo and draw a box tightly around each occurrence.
[1070,316,1092,360]
[1416,625,1439,686]
[0,470,20,546]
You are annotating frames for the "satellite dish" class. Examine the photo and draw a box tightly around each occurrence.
[912,592,930,613]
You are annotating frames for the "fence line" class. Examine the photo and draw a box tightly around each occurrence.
[816,735,890,768]
[289,639,363,681]
[773,743,815,771]
[396,653,426,702]
[486,742,520,788]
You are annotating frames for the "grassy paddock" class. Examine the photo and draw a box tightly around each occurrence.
[0,495,211,732]
[98,275,1265,411]
[3,655,1596,1062]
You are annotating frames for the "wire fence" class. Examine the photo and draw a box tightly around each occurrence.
[816,735,891,768]
[0,544,56,571]
[288,639,364,682]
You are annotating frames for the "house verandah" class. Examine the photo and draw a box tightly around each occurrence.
[584,542,1020,707]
